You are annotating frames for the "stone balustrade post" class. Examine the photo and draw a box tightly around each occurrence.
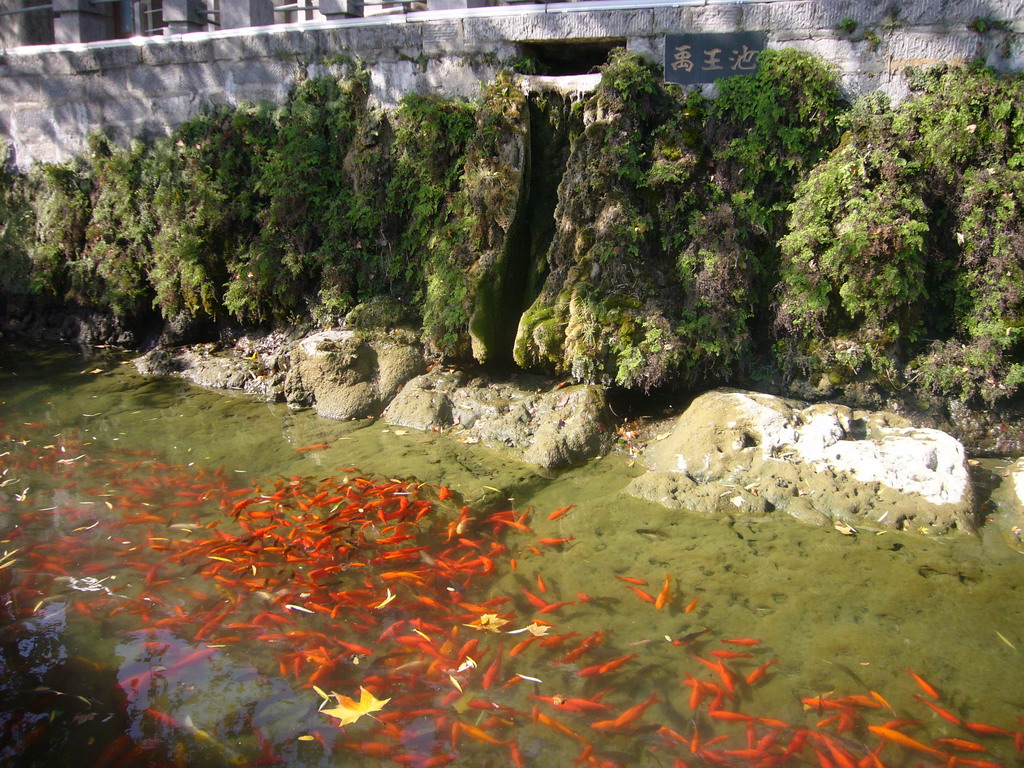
[220,0,275,29]
[320,0,364,19]
[162,0,205,34]
[52,0,110,43]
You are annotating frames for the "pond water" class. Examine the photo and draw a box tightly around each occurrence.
[1,341,1022,768]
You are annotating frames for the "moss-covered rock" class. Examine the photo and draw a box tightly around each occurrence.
[463,73,531,364]
[5,52,1024,426]
[514,50,691,390]
[383,369,613,469]
[0,142,33,302]
[776,63,1024,406]
[515,48,847,391]
[625,389,977,533]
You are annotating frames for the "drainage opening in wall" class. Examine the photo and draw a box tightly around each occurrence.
[518,39,626,76]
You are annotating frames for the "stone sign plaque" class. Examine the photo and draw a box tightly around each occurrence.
[664,32,767,85]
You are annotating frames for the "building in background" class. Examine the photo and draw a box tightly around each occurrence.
[0,0,496,46]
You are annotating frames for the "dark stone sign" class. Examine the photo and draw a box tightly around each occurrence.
[664,32,768,85]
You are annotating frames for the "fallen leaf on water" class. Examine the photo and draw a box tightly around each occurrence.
[321,686,390,727]
[833,521,857,535]
[464,613,509,633]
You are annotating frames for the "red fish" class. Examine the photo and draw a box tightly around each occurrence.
[546,505,574,521]
[521,587,549,611]
[745,657,779,685]
[933,738,987,752]
[655,574,671,610]
[868,725,949,758]
[583,652,638,677]
[612,692,659,727]
[626,585,656,604]
[913,694,960,724]
[615,576,648,586]
[905,668,940,699]
[963,722,1014,738]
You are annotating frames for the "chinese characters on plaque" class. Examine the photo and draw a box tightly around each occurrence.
[664,32,767,85]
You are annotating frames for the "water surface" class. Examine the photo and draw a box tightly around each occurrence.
[1,341,1022,767]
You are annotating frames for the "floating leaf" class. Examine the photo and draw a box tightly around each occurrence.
[464,613,509,633]
[321,687,390,727]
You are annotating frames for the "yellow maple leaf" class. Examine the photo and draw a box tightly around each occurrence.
[321,686,390,727]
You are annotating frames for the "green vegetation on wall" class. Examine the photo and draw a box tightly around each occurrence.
[514,47,848,390]
[2,52,1024,412]
[776,63,1024,404]
[0,143,33,298]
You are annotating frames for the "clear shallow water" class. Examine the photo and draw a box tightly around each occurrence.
[1,340,1022,768]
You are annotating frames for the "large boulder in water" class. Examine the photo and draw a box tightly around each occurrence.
[282,329,425,421]
[625,389,977,533]
[383,369,613,470]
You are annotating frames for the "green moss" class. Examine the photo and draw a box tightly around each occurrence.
[78,134,152,318]
[385,91,478,357]
[143,110,242,322]
[345,296,417,329]
[226,69,372,325]
[706,48,849,243]
[0,143,33,298]
[776,65,1024,404]
[513,51,685,389]
[968,17,1011,34]
[2,52,1023,410]
[27,159,92,300]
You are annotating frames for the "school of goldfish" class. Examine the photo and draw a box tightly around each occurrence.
[0,420,1022,768]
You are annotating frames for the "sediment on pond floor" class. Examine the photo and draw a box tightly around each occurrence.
[2,343,1024,768]
[2,50,1024,448]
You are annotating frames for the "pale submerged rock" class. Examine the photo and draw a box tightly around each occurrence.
[727,392,971,507]
[626,389,976,533]
[1012,458,1024,506]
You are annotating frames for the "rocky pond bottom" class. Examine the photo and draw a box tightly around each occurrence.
[1,341,1024,767]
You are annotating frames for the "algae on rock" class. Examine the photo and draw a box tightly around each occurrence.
[514,50,692,390]
[447,72,532,364]
[776,64,1024,405]
[514,48,847,391]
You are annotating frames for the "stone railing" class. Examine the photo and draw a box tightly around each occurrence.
[0,0,510,48]
[0,0,1020,170]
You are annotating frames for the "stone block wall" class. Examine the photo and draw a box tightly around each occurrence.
[0,0,1021,170]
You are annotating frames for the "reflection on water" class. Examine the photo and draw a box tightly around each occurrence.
[1,341,1023,767]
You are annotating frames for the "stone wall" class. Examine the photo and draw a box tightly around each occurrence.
[1,0,1022,170]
